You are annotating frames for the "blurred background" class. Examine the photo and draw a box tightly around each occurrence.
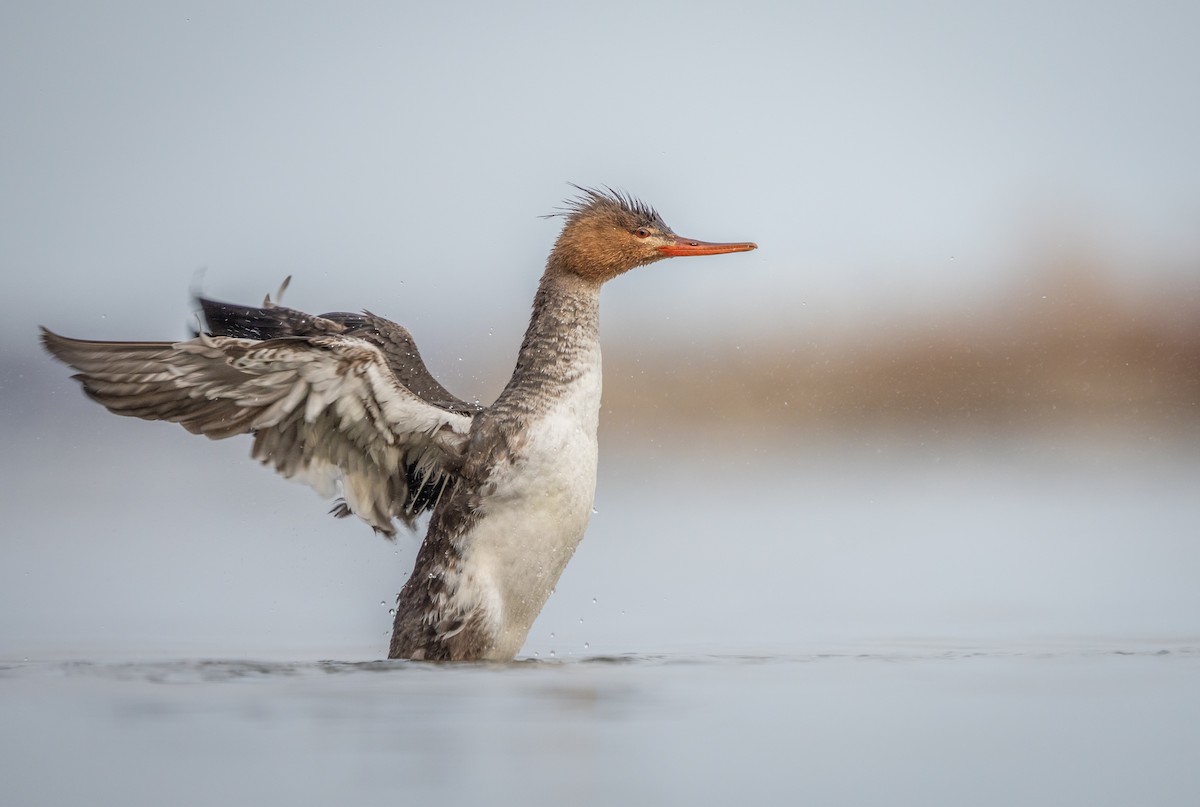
[1,1,1197,660]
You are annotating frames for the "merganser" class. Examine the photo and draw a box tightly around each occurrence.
[41,187,757,661]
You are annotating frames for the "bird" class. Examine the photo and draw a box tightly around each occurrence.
[41,187,757,661]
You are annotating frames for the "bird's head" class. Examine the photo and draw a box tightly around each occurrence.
[547,186,756,283]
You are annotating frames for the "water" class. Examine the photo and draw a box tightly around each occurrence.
[2,393,1199,804]
[3,644,1198,805]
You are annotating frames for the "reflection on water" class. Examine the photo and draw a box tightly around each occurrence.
[3,645,1199,806]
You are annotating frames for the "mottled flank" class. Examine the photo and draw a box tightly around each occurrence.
[42,188,756,661]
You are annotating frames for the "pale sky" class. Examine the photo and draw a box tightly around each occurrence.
[3,1,1198,380]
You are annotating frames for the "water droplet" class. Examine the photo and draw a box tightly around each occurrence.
[578,618,584,624]
[380,600,386,607]
[388,608,395,616]
[584,642,590,650]
[550,632,555,639]
[549,650,556,658]
[591,597,597,604]
[591,507,599,514]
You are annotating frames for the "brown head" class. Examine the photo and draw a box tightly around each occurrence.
[546,187,757,284]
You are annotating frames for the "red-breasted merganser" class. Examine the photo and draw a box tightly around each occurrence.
[41,188,757,661]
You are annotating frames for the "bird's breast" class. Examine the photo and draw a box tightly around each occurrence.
[455,351,603,658]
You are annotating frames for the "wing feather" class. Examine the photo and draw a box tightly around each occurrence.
[41,327,475,537]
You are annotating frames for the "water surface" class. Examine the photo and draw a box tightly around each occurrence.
[3,409,1198,804]
[4,643,1197,806]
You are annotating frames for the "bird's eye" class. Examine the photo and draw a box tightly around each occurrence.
[634,228,651,238]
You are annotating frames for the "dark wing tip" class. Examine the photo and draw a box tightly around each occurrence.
[40,327,89,364]
[196,296,346,341]
[39,326,62,359]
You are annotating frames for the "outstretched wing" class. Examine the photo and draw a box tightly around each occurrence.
[41,325,477,537]
[196,297,481,415]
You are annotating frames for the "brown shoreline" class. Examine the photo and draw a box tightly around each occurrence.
[604,267,1200,434]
